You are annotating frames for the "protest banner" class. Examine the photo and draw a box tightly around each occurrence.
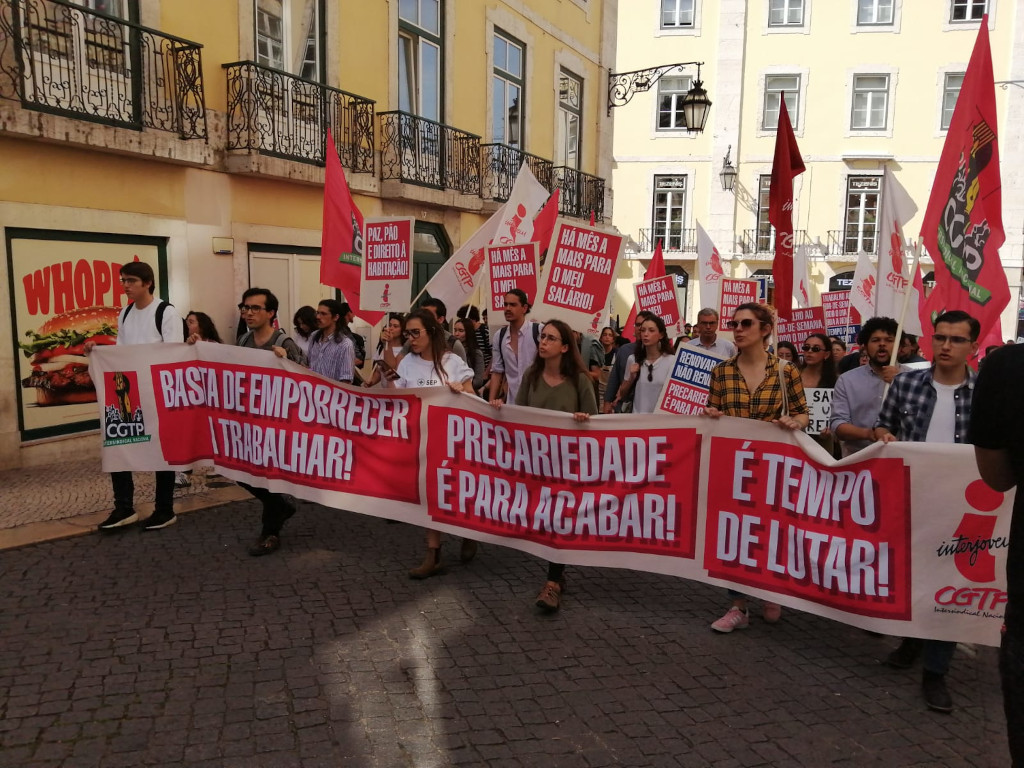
[634,274,683,337]
[655,345,723,416]
[776,306,826,346]
[487,243,538,318]
[805,387,833,436]
[534,220,624,335]
[91,343,1014,646]
[718,279,759,331]
[822,291,861,343]
[360,217,413,312]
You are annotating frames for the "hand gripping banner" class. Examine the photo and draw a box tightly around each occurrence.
[91,343,1013,646]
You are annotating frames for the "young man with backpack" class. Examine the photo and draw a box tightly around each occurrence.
[94,261,183,532]
[487,288,542,405]
[235,287,306,556]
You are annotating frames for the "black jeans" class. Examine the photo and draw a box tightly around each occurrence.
[111,471,174,514]
[1003,605,1024,766]
[237,482,295,538]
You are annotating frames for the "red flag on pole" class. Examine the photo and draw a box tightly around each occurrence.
[768,98,805,320]
[920,17,1007,352]
[321,130,384,325]
[622,240,666,340]
[532,189,560,261]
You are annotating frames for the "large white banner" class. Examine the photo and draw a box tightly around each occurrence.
[91,343,1014,646]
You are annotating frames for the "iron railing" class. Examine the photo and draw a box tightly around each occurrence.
[827,229,878,257]
[223,61,374,171]
[553,166,605,222]
[379,111,480,194]
[638,227,696,253]
[740,228,809,254]
[479,143,553,202]
[0,0,206,138]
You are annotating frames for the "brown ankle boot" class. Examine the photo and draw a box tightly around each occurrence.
[409,548,444,580]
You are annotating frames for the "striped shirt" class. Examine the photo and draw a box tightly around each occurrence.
[308,330,355,383]
[707,352,808,421]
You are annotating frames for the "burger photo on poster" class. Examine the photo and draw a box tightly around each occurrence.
[19,306,118,406]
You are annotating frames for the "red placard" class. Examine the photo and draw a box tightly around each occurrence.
[704,436,911,619]
[487,242,538,313]
[634,274,683,335]
[361,217,413,311]
[718,279,759,331]
[776,306,827,345]
[822,291,862,343]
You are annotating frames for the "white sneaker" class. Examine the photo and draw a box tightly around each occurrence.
[711,606,750,633]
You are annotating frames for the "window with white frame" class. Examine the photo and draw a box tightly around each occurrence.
[769,0,804,26]
[255,0,323,79]
[762,74,799,130]
[755,175,773,252]
[657,75,692,130]
[399,0,442,121]
[950,0,987,22]
[556,69,582,169]
[844,176,880,254]
[857,0,894,25]
[493,31,524,146]
[256,2,285,70]
[851,74,889,130]
[661,0,694,28]
[652,176,688,251]
[941,72,964,130]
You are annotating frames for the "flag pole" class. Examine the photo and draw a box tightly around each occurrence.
[885,238,923,395]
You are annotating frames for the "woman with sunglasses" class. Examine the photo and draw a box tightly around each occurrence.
[616,315,674,413]
[704,303,809,633]
[801,332,839,455]
[391,310,477,579]
[492,319,597,612]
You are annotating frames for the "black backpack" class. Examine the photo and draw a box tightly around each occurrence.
[120,301,188,341]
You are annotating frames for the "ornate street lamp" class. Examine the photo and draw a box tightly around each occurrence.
[507,97,520,147]
[607,61,711,132]
[720,145,737,191]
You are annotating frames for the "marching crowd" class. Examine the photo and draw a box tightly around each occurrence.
[88,261,1023,760]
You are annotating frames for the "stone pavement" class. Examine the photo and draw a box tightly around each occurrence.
[0,481,1011,767]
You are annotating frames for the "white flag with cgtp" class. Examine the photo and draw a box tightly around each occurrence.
[695,223,725,312]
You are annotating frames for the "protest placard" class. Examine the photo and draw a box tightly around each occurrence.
[822,290,861,343]
[360,217,413,311]
[656,345,723,415]
[805,387,833,436]
[533,220,624,334]
[634,275,683,337]
[776,306,826,345]
[487,242,538,316]
[718,279,759,331]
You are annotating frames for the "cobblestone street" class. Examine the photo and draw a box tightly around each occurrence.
[0,495,1010,767]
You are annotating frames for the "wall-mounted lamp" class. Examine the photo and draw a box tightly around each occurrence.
[507,97,520,147]
[720,145,737,192]
[607,61,711,130]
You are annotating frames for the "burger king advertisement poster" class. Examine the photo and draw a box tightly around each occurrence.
[7,229,167,440]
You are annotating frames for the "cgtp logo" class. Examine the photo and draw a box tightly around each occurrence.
[102,371,151,446]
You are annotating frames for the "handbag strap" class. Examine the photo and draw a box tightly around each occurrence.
[777,359,789,418]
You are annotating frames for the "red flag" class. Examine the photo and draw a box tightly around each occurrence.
[768,98,805,320]
[920,18,1007,349]
[321,130,384,325]
[532,189,560,261]
[622,240,666,340]
[589,209,596,227]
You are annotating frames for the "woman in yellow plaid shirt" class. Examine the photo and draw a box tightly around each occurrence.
[704,302,809,633]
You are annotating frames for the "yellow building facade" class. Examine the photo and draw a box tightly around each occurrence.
[0,0,616,468]
[612,0,1024,331]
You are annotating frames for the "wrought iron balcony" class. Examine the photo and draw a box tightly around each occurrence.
[827,229,877,257]
[379,111,480,194]
[637,227,696,253]
[740,228,808,255]
[553,166,605,222]
[223,61,374,171]
[480,143,553,202]
[0,0,206,138]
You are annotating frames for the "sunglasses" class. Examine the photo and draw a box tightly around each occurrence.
[932,334,971,345]
[802,345,825,352]
[237,304,267,313]
[403,328,423,339]
[645,362,654,382]
[726,318,761,330]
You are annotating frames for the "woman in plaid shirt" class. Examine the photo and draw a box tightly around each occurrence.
[704,302,809,633]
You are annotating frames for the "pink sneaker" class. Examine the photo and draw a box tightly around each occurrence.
[711,606,749,633]
[763,602,782,624]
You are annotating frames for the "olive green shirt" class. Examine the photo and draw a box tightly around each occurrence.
[515,372,598,415]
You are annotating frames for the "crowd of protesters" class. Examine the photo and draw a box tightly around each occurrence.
[89,262,1022,761]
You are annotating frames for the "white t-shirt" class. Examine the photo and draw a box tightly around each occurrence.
[925,381,958,444]
[626,354,673,414]
[117,300,182,346]
[394,352,473,389]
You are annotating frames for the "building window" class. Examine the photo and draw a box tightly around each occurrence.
[556,69,582,169]
[851,74,889,130]
[652,176,687,251]
[661,0,694,28]
[769,0,804,26]
[399,0,442,121]
[844,176,881,254]
[950,0,987,22]
[256,3,285,70]
[493,31,524,146]
[762,74,799,130]
[755,175,773,252]
[941,72,964,130]
[857,0,893,24]
[657,75,692,130]
[254,1,323,80]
